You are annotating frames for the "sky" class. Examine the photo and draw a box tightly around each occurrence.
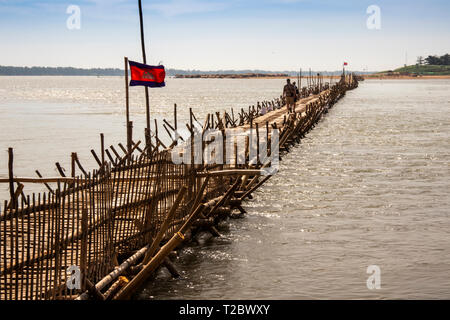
[0,0,449,71]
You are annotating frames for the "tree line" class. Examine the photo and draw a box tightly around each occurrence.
[417,54,450,66]
[0,65,373,76]
[0,66,123,76]
[0,66,306,76]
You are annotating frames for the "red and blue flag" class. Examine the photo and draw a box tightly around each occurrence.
[129,60,166,88]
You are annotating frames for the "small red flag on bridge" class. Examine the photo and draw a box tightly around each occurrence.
[129,60,166,87]
[343,62,348,66]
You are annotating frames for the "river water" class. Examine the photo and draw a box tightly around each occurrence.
[1,77,449,299]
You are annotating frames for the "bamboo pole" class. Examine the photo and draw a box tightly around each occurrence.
[55,162,66,177]
[127,122,134,162]
[71,153,76,178]
[309,68,312,88]
[105,149,116,164]
[100,133,105,166]
[299,68,302,91]
[90,150,102,167]
[163,123,175,143]
[239,175,272,200]
[191,176,210,214]
[163,119,184,142]
[154,119,159,144]
[8,148,16,209]
[256,122,260,165]
[174,103,177,131]
[35,170,55,194]
[116,140,142,166]
[80,208,88,292]
[125,57,132,154]
[76,245,149,300]
[73,154,87,176]
[195,169,263,178]
[113,204,206,300]
[118,142,127,155]
[7,183,23,210]
[143,186,187,264]
[205,179,240,218]
[86,278,106,301]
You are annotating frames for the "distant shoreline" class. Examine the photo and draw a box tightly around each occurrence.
[1,74,449,80]
[0,65,370,77]
[363,75,450,80]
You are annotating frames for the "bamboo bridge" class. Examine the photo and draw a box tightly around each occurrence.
[0,74,359,300]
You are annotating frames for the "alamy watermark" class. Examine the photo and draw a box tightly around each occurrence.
[66,265,81,290]
[366,265,381,290]
[66,5,81,30]
[366,5,381,30]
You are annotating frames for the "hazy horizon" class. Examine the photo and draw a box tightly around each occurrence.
[1,0,449,72]
[0,65,373,74]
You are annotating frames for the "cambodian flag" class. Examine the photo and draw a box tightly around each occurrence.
[129,60,166,88]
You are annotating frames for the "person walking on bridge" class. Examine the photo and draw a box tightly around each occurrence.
[283,79,296,113]
[292,81,300,102]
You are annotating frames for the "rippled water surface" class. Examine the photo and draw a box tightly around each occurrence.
[1,77,449,299]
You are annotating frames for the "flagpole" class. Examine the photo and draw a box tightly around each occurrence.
[138,0,151,149]
[125,57,130,125]
[124,57,133,155]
